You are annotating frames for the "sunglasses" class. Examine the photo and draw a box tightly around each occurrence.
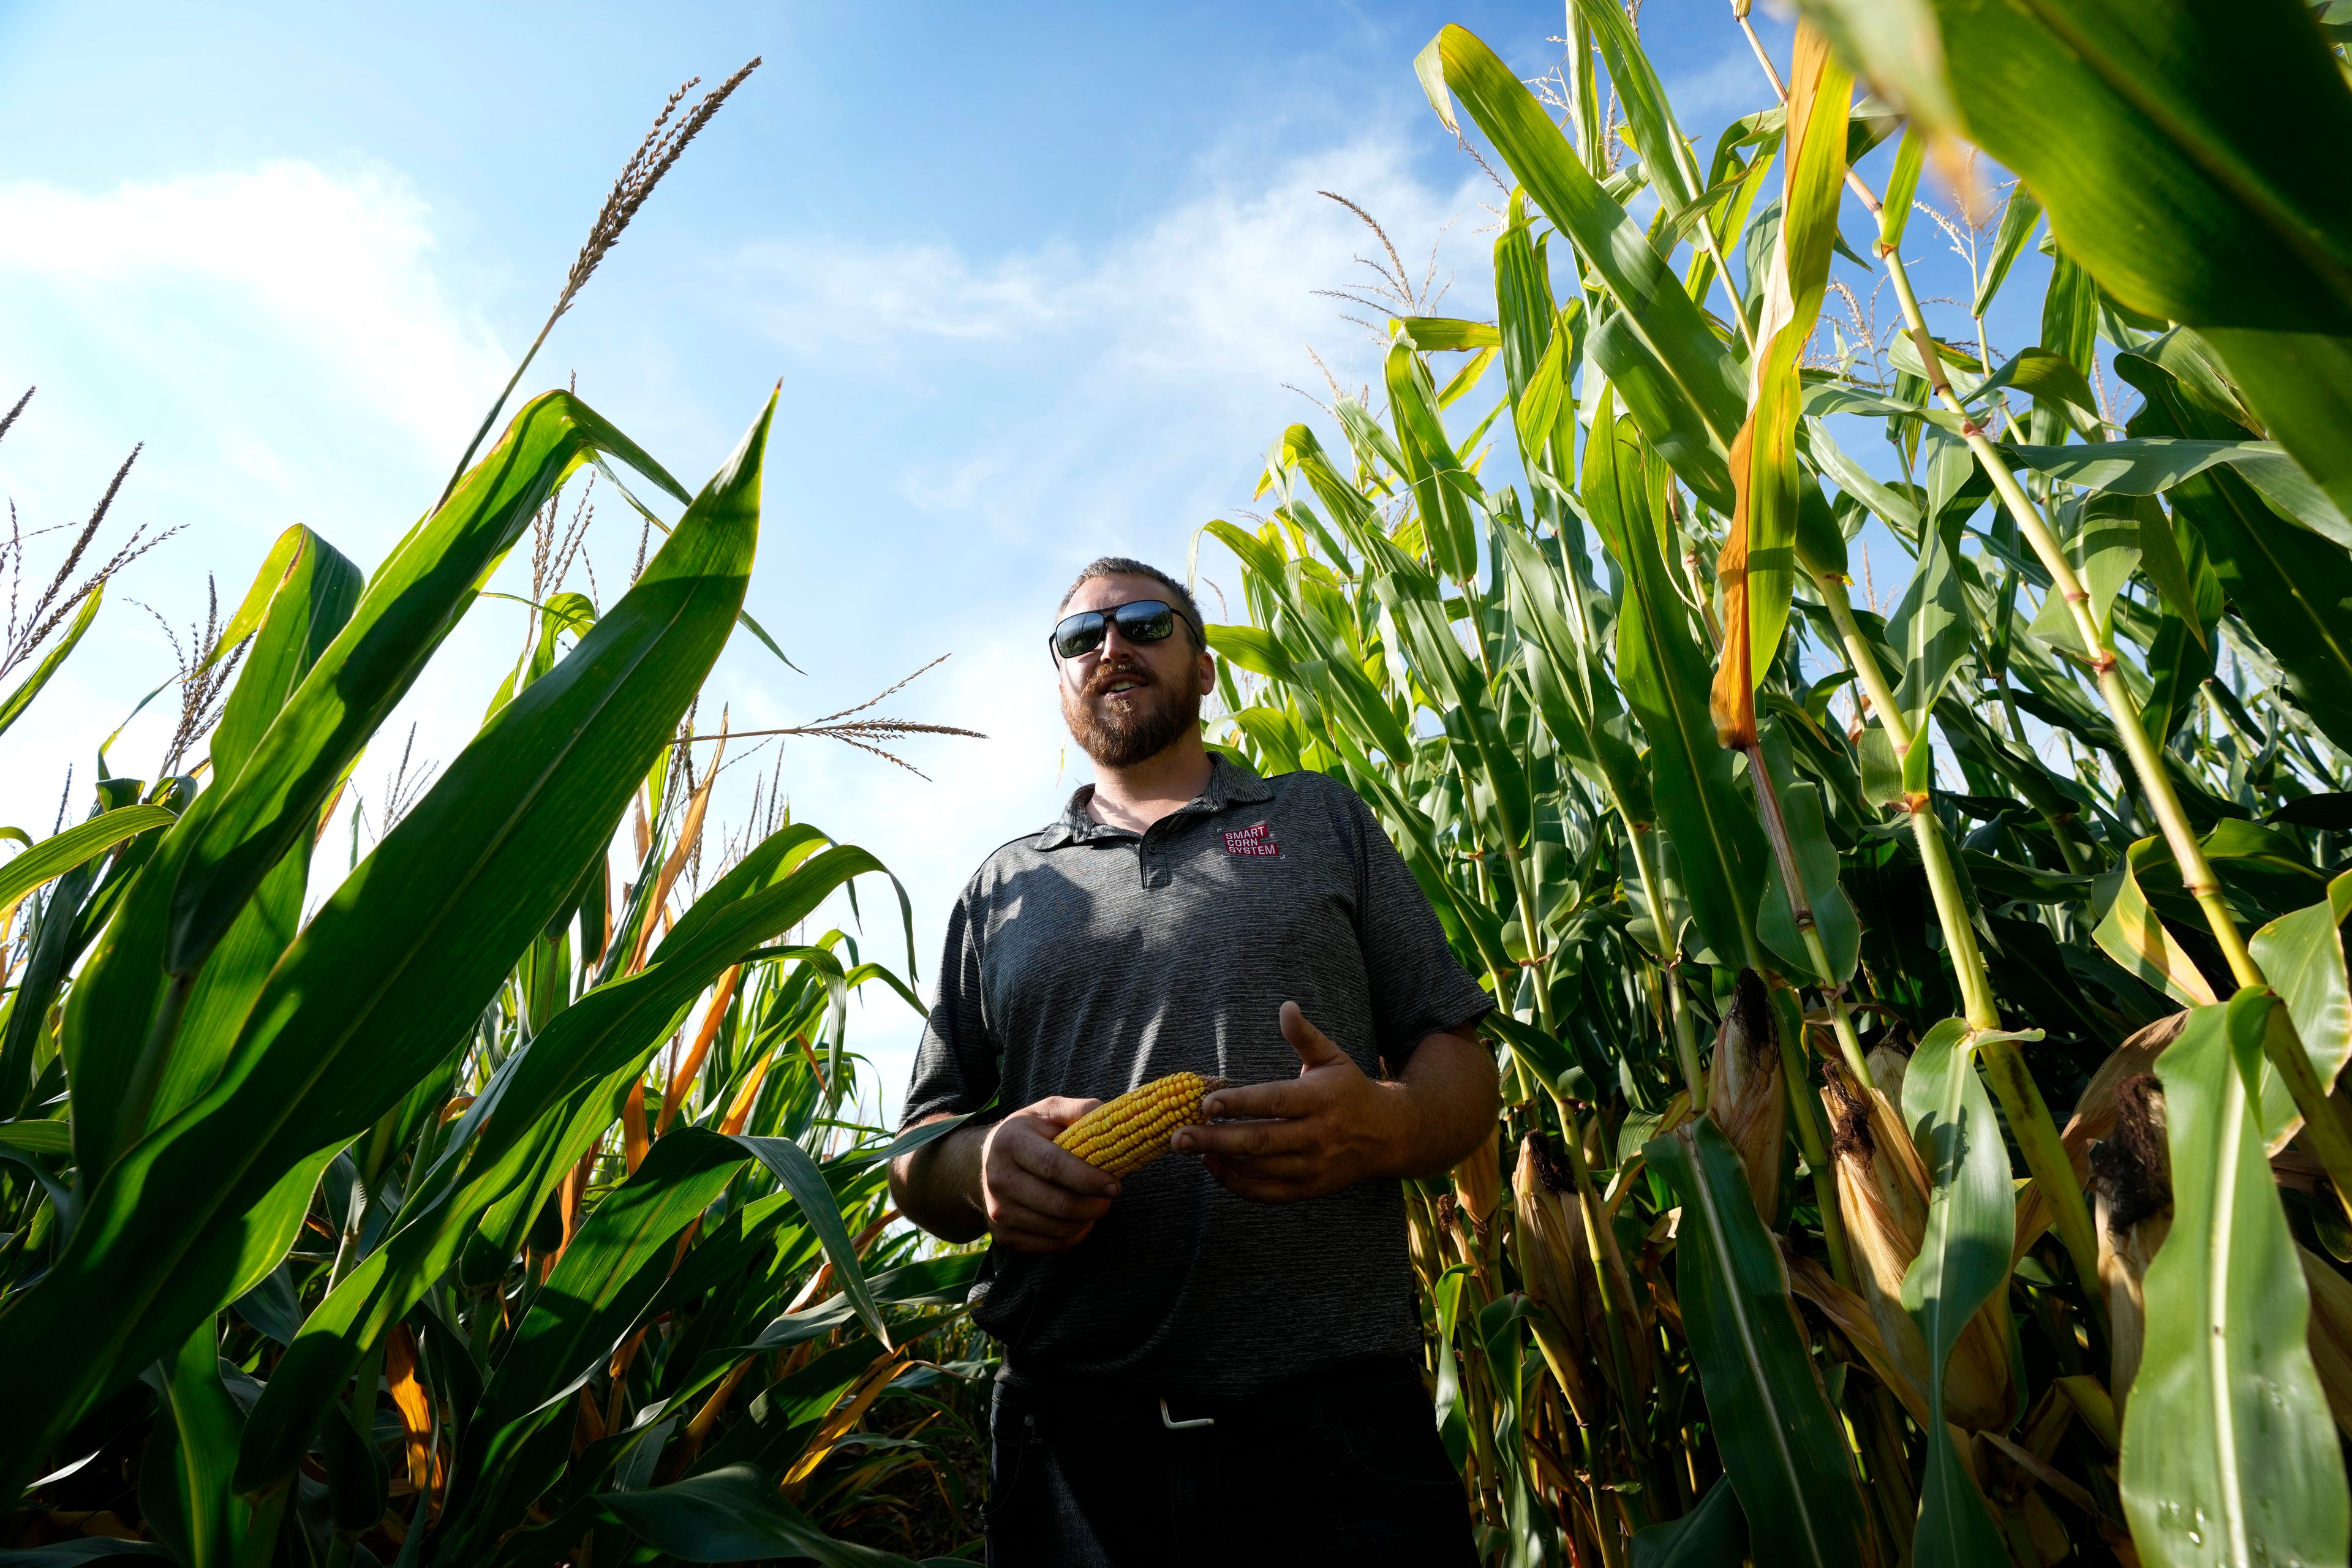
[1048,598,1197,662]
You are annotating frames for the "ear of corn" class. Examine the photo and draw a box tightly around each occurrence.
[2090,1072,2173,1411]
[1054,1071,1227,1177]
[1706,968,1784,1223]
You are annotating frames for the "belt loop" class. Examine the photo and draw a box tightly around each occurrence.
[1159,1396,1215,1431]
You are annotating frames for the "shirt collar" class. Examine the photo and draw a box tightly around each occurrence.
[1035,753,1273,850]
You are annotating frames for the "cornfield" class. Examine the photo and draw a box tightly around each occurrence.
[8,3,2352,1566]
[1193,3,2352,1566]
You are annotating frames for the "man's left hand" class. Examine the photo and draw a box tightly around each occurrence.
[1170,1001,1404,1203]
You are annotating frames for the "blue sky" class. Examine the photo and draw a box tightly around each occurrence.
[0,2,2034,1121]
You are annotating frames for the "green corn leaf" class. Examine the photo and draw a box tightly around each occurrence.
[0,804,176,919]
[1328,728,1511,981]
[1972,186,2043,319]
[1804,418,1924,540]
[2143,614,2215,748]
[2132,493,2221,649]
[1418,24,1745,478]
[1998,439,2349,551]
[140,1319,247,1568]
[165,390,686,979]
[1630,1477,1747,1567]
[2094,838,2222,1011]
[1591,402,1763,969]
[236,830,881,1488]
[1363,536,1532,850]
[2026,496,2143,655]
[0,396,759,1500]
[1901,1018,2024,1568]
[209,527,364,791]
[1888,513,1970,731]
[1590,312,1736,511]
[1569,0,1702,211]
[146,527,364,1140]
[2117,353,2352,758]
[1754,746,1858,985]
[2123,992,2350,1567]
[1646,1119,1871,1568]
[1962,347,2097,428]
[598,1462,921,1567]
[2248,872,2352,1155]
[60,394,684,1185]
[733,1132,892,1349]
[0,582,103,742]
[429,1128,764,1558]
[1496,526,1651,821]
[1395,316,1501,352]
[1384,343,1482,584]
[1801,0,2352,532]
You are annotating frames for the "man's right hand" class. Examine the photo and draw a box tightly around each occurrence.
[979,1096,1122,1253]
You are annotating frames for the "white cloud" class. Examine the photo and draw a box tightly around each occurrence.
[0,160,510,462]
[736,236,1068,348]
[723,134,1492,563]
[731,135,1487,387]
[0,160,514,845]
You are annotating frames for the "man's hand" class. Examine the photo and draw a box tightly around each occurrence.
[1170,1002,1407,1204]
[978,1096,1123,1253]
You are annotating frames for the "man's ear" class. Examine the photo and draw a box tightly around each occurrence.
[1195,649,1216,695]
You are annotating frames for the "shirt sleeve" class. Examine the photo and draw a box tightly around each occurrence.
[1343,785,1494,1068]
[899,875,1000,1130]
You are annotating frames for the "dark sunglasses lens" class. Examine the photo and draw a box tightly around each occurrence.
[1113,601,1177,643]
[1053,612,1106,659]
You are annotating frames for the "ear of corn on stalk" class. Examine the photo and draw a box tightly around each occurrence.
[1708,968,1785,1223]
[1453,1123,1504,1229]
[1513,1133,1600,1427]
[2090,1072,2173,1410]
[1820,1055,2015,1429]
[2015,1011,2184,1264]
[1054,1071,1227,1177]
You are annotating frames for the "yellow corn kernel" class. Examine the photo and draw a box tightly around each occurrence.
[1055,1071,1227,1177]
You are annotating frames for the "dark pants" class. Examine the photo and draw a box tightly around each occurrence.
[983,1355,1478,1567]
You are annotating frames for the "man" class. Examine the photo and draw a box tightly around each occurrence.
[890,557,1497,1566]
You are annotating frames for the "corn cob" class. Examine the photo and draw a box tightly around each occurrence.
[1055,1071,1227,1177]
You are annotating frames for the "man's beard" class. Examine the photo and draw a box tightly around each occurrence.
[1061,656,1202,769]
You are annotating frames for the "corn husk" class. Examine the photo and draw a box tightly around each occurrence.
[2089,1071,2172,1409]
[1709,967,1785,1223]
[1454,1122,1504,1230]
[1407,1187,1446,1290]
[1782,1242,1931,1429]
[2016,1011,2187,1263]
[1514,1133,1600,1426]
[1865,1041,1912,1112]
[1819,1055,2014,1430]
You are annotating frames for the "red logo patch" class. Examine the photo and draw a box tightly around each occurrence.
[1223,822,1281,858]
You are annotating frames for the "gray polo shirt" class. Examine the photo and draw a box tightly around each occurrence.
[902,755,1492,1399]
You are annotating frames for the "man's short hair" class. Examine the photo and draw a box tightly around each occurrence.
[1057,556,1207,652]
